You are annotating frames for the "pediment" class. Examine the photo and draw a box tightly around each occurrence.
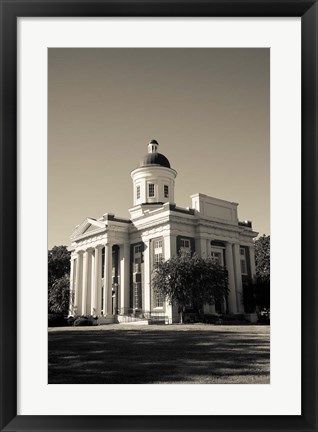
[71,218,106,240]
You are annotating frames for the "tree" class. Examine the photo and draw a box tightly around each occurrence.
[48,245,71,288]
[255,235,270,280]
[152,253,229,323]
[48,274,71,315]
[48,245,71,315]
[254,235,270,309]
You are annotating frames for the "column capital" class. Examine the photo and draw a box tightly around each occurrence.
[104,242,114,248]
[75,249,84,255]
[94,244,103,251]
[84,247,94,253]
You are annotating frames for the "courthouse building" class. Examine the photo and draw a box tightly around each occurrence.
[69,140,258,323]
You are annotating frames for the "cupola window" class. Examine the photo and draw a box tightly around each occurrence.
[136,185,140,200]
[164,185,169,198]
[148,183,155,198]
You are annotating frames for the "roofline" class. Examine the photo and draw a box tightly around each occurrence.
[190,192,239,207]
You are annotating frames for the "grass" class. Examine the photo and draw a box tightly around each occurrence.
[48,324,270,384]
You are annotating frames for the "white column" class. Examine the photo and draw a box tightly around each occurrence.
[119,242,130,313]
[163,234,178,323]
[96,246,103,315]
[82,249,93,315]
[92,246,102,315]
[233,243,244,313]
[143,239,151,313]
[86,249,95,314]
[81,250,88,315]
[103,244,113,315]
[225,242,237,314]
[74,251,83,315]
[249,244,256,279]
[102,245,107,315]
[69,257,75,315]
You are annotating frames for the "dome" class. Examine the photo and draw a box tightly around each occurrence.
[140,152,171,168]
[149,139,158,145]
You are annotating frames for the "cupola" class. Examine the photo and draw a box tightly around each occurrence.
[130,140,177,211]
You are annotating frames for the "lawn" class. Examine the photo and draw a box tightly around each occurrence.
[48,324,270,384]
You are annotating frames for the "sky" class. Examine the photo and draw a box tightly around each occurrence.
[48,48,269,248]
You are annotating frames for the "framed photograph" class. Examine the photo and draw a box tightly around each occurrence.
[0,0,317,431]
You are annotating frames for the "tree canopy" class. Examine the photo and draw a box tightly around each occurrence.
[152,253,229,322]
[254,235,270,309]
[48,245,70,288]
[255,235,270,281]
[48,245,71,315]
[48,274,70,315]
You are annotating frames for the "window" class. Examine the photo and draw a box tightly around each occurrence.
[154,239,163,249]
[134,257,141,273]
[136,185,140,200]
[153,238,164,307]
[154,253,163,265]
[148,183,155,198]
[134,282,142,309]
[180,238,191,254]
[155,293,164,308]
[153,238,164,267]
[211,251,222,265]
[164,185,169,198]
[180,239,190,248]
[134,245,142,272]
[133,244,142,308]
[134,245,142,254]
[240,247,248,275]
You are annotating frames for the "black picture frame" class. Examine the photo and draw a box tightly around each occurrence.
[0,1,317,431]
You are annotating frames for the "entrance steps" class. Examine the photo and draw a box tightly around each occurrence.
[119,320,149,326]
[116,315,149,325]
[97,315,115,325]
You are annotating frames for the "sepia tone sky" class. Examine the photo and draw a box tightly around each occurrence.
[48,48,269,248]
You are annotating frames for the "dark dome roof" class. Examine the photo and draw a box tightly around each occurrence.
[149,139,158,144]
[140,152,171,168]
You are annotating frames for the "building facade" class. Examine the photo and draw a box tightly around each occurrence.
[69,140,258,323]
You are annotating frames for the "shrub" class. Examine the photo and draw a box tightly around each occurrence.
[258,308,270,324]
[67,316,76,326]
[73,316,94,327]
[48,313,67,327]
[203,314,249,325]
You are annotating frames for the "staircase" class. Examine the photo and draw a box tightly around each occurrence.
[116,315,149,325]
[97,315,115,325]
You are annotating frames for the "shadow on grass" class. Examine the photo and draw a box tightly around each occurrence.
[48,329,270,384]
